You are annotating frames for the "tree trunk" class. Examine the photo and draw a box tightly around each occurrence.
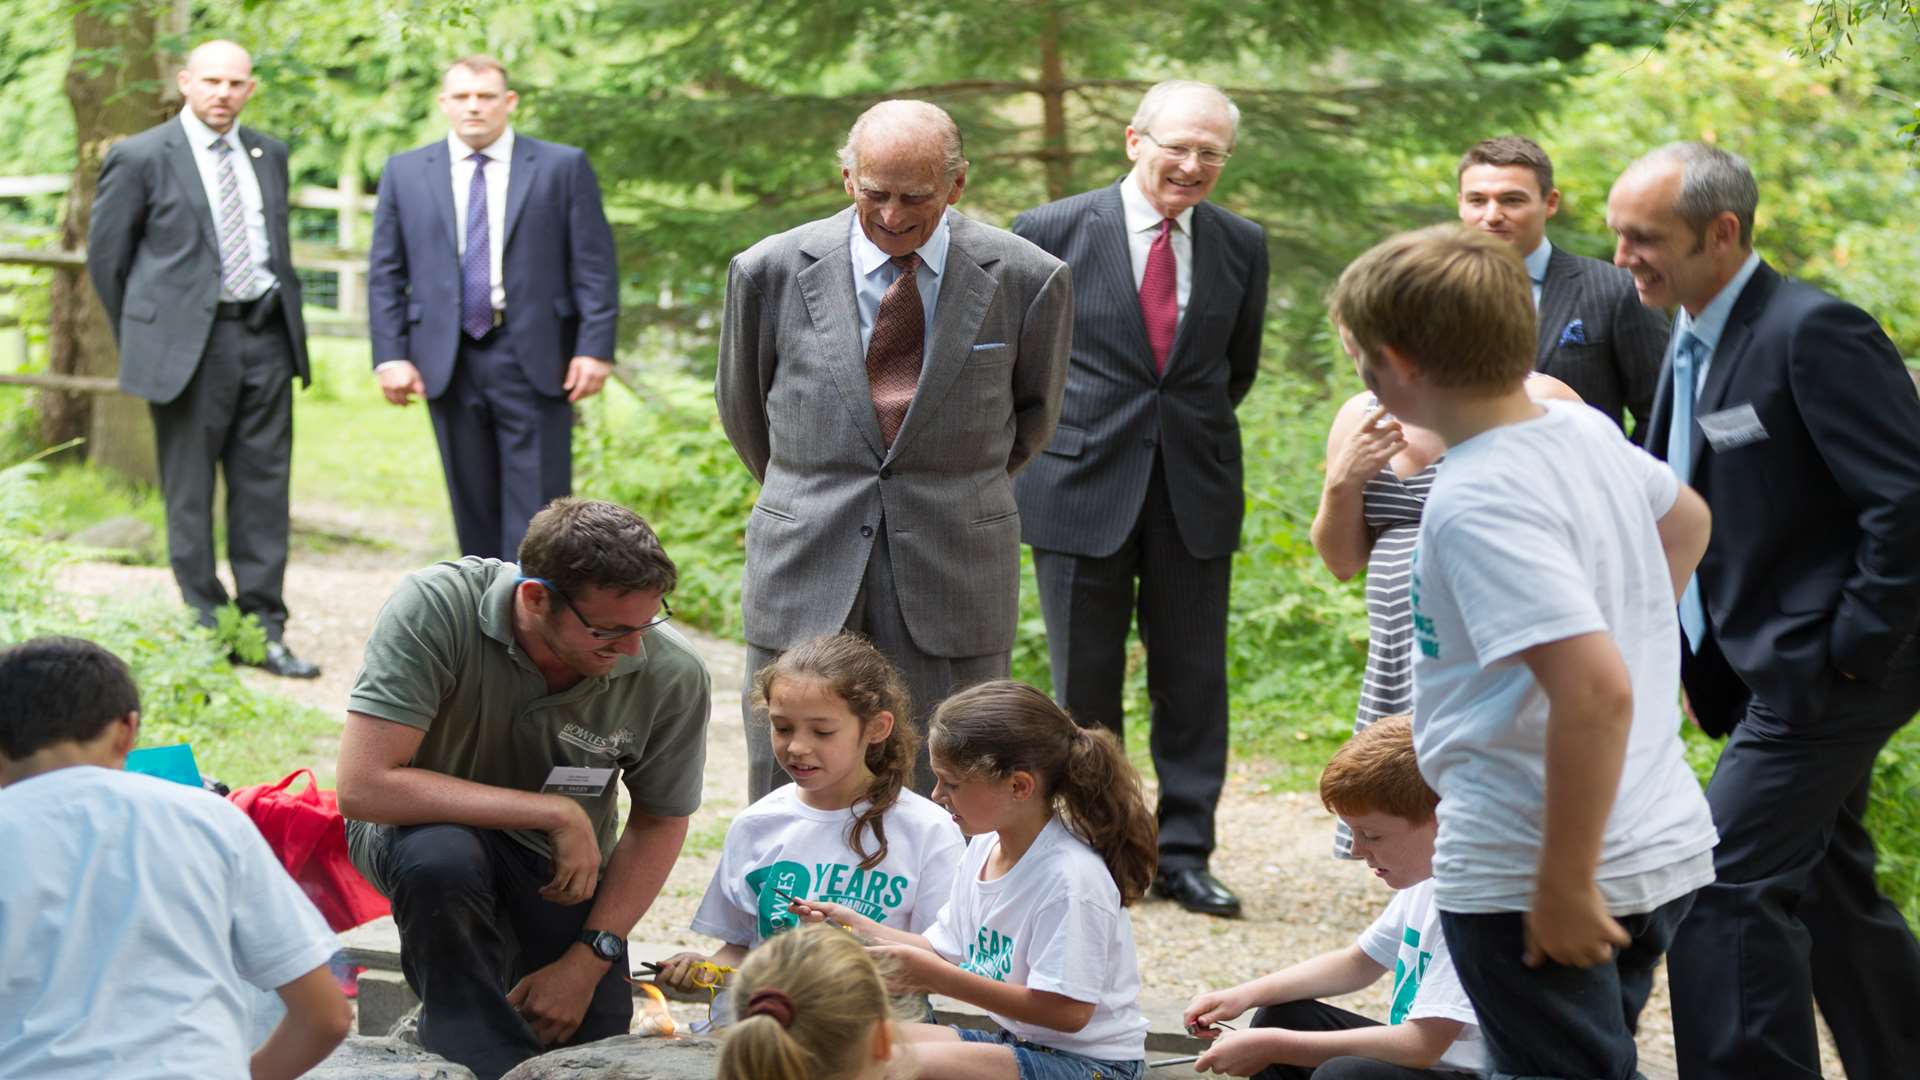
[1037,5,1070,202]
[46,2,172,482]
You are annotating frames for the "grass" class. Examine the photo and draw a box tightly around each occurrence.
[292,337,453,524]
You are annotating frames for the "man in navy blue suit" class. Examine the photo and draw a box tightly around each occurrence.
[368,55,618,559]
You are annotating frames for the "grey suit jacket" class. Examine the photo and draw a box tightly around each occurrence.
[87,118,310,405]
[1009,182,1268,560]
[1535,245,1668,438]
[715,208,1072,657]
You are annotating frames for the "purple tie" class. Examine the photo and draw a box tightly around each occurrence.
[461,152,492,340]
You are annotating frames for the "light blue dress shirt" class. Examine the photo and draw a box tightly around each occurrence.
[1669,251,1764,399]
[850,211,950,359]
[1523,237,1551,309]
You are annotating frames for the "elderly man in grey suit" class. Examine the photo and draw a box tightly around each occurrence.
[1010,81,1267,917]
[717,99,1072,798]
[87,39,318,679]
[1456,135,1669,439]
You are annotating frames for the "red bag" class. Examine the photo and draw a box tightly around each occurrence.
[229,769,390,932]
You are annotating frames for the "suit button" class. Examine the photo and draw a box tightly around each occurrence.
[880,466,893,479]
[860,525,874,538]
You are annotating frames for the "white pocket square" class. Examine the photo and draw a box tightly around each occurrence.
[971,342,1007,351]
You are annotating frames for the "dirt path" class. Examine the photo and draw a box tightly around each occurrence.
[56,507,1846,1077]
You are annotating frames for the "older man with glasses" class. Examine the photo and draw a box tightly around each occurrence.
[335,498,710,1080]
[1011,80,1270,918]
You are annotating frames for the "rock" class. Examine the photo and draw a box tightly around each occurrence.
[307,1035,477,1079]
[500,1035,723,1079]
[67,515,157,555]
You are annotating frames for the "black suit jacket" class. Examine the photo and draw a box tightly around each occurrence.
[366,135,618,400]
[1535,245,1669,438]
[1010,182,1268,560]
[1645,260,1920,733]
[87,118,310,404]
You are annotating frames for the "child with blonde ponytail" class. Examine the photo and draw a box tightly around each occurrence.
[660,633,962,997]
[793,679,1156,1080]
[717,924,906,1080]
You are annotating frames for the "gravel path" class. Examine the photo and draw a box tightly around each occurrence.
[57,506,1849,1077]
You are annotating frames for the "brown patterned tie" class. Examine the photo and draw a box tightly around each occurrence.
[865,253,923,446]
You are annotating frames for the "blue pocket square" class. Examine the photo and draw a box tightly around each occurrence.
[971,342,1007,351]
[1557,319,1587,346]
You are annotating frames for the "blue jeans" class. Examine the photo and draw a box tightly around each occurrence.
[954,1025,1144,1080]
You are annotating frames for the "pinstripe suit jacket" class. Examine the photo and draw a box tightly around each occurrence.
[716,208,1073,657]
[1010,182,1267,560]
[1535,244,1670,438]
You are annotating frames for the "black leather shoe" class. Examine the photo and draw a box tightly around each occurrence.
[1153,868,1242,918]
[239,641,322,680]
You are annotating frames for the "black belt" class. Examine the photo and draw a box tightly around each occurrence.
[213,300,251,320]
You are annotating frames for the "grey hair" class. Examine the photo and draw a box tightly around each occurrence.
[1635,141,1758,249]
[837,100,967,182]
[1130,80,1240,143]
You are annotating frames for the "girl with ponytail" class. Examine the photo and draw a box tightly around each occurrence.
[790,679,1156,1080]
[659,633,962,1003]
[717,924,906,1080]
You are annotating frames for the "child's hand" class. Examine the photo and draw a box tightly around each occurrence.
[1194,1028,1281,1076]
[866,942,949,995]
[1526,879,1630,967]
[1181,987,1248,1039]
[652,951,715,995]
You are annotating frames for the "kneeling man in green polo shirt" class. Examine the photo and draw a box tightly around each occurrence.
[337,498,710,1080]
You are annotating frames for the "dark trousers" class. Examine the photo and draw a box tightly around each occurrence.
[1667,651,1920,1080]
[1031,458,1231,870]
[1438,892,1693,1080]
[149,315,294,639]
[1244,999,1477,1080]
[360,823,632,1080]
[743,522,1008,799]
[427,322,573,560]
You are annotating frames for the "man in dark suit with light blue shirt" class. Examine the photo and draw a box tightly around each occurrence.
[368,55,619,560]
[1011,81,1268,917]
[87,39,318,679]
[717,100,1072,799]
[1456,135,1668,438]
[1614,141,1920,1080]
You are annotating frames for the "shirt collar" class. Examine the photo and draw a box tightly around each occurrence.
[179,107,238,152]
[1523,237,1552,284]
[449,126,515,164]
[1120,172,1195,236]
[850,209,950,281]
[1674,251,1762,353]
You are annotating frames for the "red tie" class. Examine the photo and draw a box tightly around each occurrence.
[1139,218,1177,374]
[866,254,923,446]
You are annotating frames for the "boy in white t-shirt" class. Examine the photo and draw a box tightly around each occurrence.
[1327,225,1718,1080]
[0,637,350,1080]
[1184,717,1482,1079]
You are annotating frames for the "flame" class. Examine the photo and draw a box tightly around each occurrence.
[636,980,678,1037]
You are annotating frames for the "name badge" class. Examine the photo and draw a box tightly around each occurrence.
[541,766,615,797]
[1697,403,1768,451]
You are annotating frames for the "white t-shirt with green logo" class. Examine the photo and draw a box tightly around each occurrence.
[690,785,962,946]
[1355,878,1485,1073]
[922,816,1148,1062]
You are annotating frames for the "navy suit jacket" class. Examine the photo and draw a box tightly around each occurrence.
[1645,260,1920,734]
[367,134,617,399]
[1009,182,1267,560]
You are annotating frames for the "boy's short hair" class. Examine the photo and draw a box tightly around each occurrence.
[1457,135,1554,197]
[0,636,140,760]
[1329,224,1535,392]
[516,497,678,599]
[1320,716,1437,823]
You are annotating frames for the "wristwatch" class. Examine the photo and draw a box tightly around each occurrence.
[578,929,626,962]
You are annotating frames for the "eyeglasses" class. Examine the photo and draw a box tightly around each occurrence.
[1140,132,1232,168]
[518,576,672,640]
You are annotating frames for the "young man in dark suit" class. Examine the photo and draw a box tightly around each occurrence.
[87,39,318,678]
[1456,135,1669,439]
[368,56,619,560]
[1011,81,1269,917]
[1614,141,1920,1080]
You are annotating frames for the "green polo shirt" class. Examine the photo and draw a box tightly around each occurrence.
[345,558,710,869]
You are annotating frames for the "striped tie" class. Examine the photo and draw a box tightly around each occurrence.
[211,138,259,299]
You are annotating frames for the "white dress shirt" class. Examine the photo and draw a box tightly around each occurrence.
[850,210,950,360]
[1120,173,1193,326]
[450,127,513,311]
[178,108,274,301]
